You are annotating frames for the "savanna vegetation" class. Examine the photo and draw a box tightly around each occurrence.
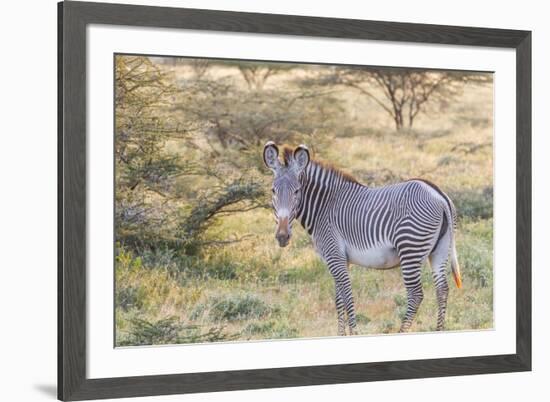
[115,55,493,346]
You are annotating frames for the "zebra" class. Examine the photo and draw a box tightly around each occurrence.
[263,141,462,335]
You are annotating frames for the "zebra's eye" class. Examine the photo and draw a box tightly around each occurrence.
[294,189,300,195]
[271,188,276,194]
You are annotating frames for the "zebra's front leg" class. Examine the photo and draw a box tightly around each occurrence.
[328,260,357,335]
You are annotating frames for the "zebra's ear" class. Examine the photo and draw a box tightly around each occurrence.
[293,145,310,173]
[263,141,281,172]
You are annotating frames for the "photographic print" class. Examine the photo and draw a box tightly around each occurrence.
[114,54,493,347]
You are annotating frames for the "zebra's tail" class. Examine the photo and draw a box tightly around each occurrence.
[450,236,462,289]
[442,195,462,289]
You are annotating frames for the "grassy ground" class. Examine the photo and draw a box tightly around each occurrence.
[116,217,492,345]
[115,66,494,346]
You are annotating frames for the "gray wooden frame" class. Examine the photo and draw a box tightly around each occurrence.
[58,1,531,400]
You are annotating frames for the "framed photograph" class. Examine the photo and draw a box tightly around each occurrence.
[58,1,531,400]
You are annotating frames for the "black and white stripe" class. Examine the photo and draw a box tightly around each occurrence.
[264,143,461,335]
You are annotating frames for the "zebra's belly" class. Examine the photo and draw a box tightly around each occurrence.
[346,245,400,269]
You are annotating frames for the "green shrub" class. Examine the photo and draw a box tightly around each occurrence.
[116,285,144,311]
[394,293,408,320]
[115,247,146,311]
[117,316,237,346]
[243,320,298,339]
[355,313,371,326]
[243,320,275,335]
[380,319,397,334]
[450,187,493,219]
[209,294,274,322]
[189,302,208,320]
[458,219,493,288]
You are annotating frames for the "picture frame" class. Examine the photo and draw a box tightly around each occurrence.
[58,1,531,400]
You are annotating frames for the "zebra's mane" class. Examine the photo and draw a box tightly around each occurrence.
[281,145,359,184]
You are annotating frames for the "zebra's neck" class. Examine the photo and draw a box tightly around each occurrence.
[297,162,358,234]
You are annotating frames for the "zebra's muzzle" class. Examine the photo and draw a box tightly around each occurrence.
[276,233,290,247]
[276,217,290,247]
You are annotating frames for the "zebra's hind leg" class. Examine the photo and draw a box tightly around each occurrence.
[335,284,346,336]
[429,230,451,331]
[397,252,426,332]
[433,273,449,331]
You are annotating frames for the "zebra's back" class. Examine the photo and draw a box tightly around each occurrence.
[329,179,449,259]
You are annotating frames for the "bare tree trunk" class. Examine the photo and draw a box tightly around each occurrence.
[394,109,404,130]
[408,108,415,128]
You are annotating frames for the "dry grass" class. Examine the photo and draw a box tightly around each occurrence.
[115,63,493,346]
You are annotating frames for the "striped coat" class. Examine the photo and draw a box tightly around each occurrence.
[264,142,461,335]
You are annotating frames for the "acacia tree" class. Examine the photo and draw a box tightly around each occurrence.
[235,61,301,90]
[115,56,191,246]
[175,76,340,156]
[237,64,283,90]
[115,56,265,253]
[314,67,491,130]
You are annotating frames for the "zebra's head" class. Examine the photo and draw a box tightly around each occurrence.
[263,141,310,247]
